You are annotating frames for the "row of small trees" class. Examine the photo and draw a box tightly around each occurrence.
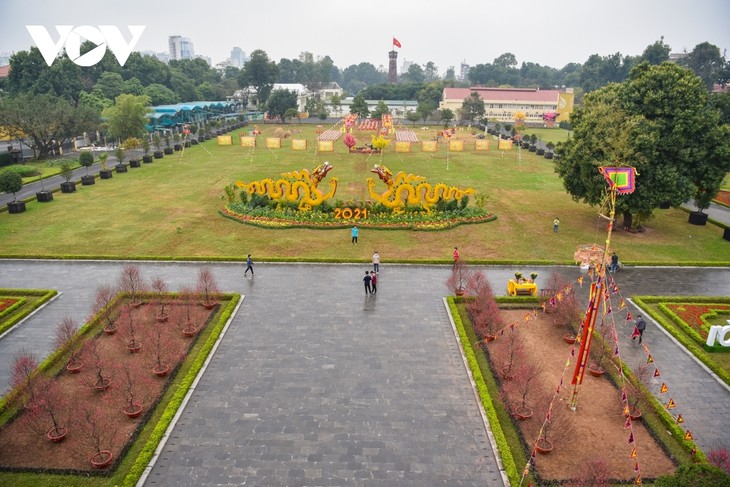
[4,264,222,470]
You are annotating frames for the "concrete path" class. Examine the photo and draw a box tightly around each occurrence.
[0,261,728,486]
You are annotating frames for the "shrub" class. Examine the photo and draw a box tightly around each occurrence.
[5,164,40,178]
[0,169,24,198]
[654,463,730,486]
[79,151,94,167]
[59,162,74,182]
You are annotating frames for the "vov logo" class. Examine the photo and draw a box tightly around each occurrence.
[26,25,146,67]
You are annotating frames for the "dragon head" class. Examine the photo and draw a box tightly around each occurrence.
[370,164,393,186]
[311,161,333,185]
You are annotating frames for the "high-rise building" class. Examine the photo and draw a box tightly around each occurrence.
[168,36,195,61]
[401,58,413,74]
[229,47,248,68]
[459,60,470,82]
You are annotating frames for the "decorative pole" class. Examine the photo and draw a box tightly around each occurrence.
[568,166,635,410]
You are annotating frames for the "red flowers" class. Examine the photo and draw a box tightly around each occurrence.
[666,304,730,338]
[0,298,19,314]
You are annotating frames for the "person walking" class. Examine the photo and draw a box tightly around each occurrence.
[244,254,255,276]
[351,226,359,244]
[610,252,619,273]
[553,217,560,233]
[363,271,372,294]
[452,247,460,269]
[372,251,380,274]
[632,315,647,344]
[370,271,377,294]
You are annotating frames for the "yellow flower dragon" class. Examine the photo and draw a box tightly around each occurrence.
[236,162,338,210]
[367,164,474,213]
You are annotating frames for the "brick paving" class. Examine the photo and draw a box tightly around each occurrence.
[0,261,728,486]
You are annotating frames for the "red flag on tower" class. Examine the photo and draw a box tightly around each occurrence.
[393,37,402,48]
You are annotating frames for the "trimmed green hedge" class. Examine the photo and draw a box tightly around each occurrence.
[0,289,57,337]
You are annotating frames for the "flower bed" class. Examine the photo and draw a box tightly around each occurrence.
[220,204,495,230]
[0,298,19,315]
[663,303,730,340]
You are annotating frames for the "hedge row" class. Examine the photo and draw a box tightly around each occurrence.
[0,289,57,337]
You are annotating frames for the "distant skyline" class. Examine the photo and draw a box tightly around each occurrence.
[2,0,729,75]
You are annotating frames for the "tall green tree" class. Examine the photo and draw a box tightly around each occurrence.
[349,93,369,118]
[641,37,671,65]
[266,89,298,122]
[371,100,390,120]
[555,62,730,229]
[102,94,151,141]
[238,50,279,106]
[401,64,425,83]
[461,92,485,123]
[0,93,99,159]
[680,42,726,90]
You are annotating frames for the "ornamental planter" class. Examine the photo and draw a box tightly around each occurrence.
[536,148,545,155]
[659,201,671,209]
[123,402,143,418]
[174,144,182,151]
[688,211,708,226]
[90,450,113,469]
[142,155,153,163]
[514,406,533,420]
[115,164,128,173]
[535,438,553,454]
[129,159,141,168]
[7,201,26,213]
[60,181,76,193]
[182,323,198,337]
[588,365,605,377]
[164,147,174,155]
[202,301,216,310]
[724,228,730,242]
[156,312,169,322]
[152,363,170,377]
[154,151,164,159]
[103,324,118,335]
[127,340,142,353]
[184,141,191,148]
[94,377,111,392]
[191,139,199,145]
[66,361,83,374]
[528,146,537,152]
[47,426,68,443]
[99,169,113,179]
[544,152,554,159]
[629,408,642,421]
[36,190,53,202]
[81,175,95,185]
[563,333,577,344]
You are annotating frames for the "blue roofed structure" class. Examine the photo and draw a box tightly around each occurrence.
[147,100,239,130]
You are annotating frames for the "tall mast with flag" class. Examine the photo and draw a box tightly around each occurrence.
[392,36,401,48]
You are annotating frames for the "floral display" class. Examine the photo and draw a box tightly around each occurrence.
[665,303,730,339]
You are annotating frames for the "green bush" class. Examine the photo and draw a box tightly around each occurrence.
[0,152,15,167]
[4,165,40,177]
[0,169,23,196]
[79,151,94,167]
[654,464,730,486]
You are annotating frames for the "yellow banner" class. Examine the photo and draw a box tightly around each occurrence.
[449,140,464,152]
[421,141,438,152]
[475,140,490,151]
[498,139,513,150]
[291,139,307,150]
[318,140,334,152]
[266,137,281,149]
[217,135,232,145]
[240,136,256,148]
[557,92,575,122]
[395,141,411,153]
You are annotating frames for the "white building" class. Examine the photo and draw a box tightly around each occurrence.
[168,36,195,61]
[229,47,248,68]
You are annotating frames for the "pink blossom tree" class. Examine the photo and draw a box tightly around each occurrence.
[196,267,221,308]
[118,264,146,307]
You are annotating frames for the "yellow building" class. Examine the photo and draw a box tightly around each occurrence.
[440,87,574,124]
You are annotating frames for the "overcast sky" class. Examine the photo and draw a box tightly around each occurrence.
[2,0,729,74]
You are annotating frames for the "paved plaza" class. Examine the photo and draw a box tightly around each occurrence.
[0,260,728,486]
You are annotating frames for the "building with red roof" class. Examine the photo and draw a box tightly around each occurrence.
[440,86,575,124]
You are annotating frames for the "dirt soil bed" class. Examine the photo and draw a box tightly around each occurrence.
[490,309,676,483]
[0,301,216,472]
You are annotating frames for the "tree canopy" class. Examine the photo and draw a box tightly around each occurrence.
[461,92,485,122]
[265,89,298,123]
[349,93,369,118]
[238,50,279,106]
[555,62,730,229]
[102,94,151,141]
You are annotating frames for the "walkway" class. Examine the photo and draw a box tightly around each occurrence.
[0,261,728,486]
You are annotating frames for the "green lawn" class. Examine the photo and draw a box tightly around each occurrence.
[517,127,570,145]
[0,123,727,264]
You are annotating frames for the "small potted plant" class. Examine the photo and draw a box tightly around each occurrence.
[113,146,127,173]
[529,272,538,283]
[35,163,53,202]
[79,151,95,185]
[190,125,200,145]
[59,162,76,193]
[172,133,181,151]
[514,272,523,283]
[446,260,471,296]
[98,152,113,179]
[152,134,164,158]
[123,137,142,167]
[163,132,173,154]
[545,142,555,159]
[141,137,152,163]
[0,169,27,213]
